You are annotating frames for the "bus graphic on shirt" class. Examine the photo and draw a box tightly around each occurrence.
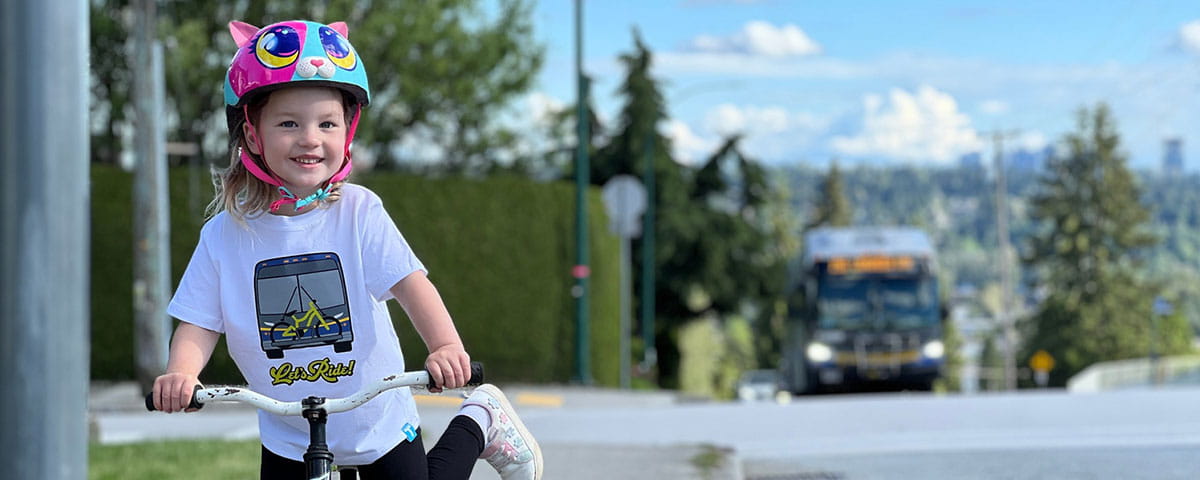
[254,253,353,359]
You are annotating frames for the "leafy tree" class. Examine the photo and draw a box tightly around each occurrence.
[934,308,965,392]
[1021,104,1190,385]
[89,1,543,172]
[90,1,130,165]
[977,331,1003,391]
[806,161,852,228]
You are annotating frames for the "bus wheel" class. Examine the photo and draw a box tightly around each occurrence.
[266,349,284,359]
[334,341,352,353]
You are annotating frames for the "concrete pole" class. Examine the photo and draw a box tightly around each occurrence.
[991,131,1018,390]
[132,0,171,393]
[0,0,90,478]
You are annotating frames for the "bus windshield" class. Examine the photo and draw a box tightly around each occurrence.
[816,274,937,331]
[879,277,937,330]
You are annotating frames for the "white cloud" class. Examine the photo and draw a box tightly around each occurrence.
[979,99,1010,116]
[665,103,832,163]
[656,52,860,77]
[1017,131,1048,151]
[665,119,718,166]
[525,92,565,127]
[702,103,823,137]
[830,86,982,164]
[686,21,822,57]
[1179,20,1200,55]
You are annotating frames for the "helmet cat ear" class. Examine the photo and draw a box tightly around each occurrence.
[328,21,349,38]
[228,21,261,47]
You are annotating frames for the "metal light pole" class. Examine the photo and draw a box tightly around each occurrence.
[572,0,592,385]
[640,132,657,372]
[0,0,90,477]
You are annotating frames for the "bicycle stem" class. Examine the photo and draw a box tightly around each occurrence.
[303,396,334,479]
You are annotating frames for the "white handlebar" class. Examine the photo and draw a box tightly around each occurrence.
[194,370,434,415]
[147,362,483,414]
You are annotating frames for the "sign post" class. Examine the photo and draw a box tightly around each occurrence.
[1152,297,1172,386]
[1029,349,1055,388]
[602,175,646,389]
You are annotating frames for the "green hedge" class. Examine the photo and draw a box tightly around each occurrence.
[90,166,620,386]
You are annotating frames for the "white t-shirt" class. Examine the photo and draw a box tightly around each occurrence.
[168,184,426,465]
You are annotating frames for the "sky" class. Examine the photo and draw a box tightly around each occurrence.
[518,0,1200,170]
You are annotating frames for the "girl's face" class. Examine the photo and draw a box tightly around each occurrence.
[246,87,348,200]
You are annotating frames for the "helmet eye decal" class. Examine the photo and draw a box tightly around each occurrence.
[319,26,357,71]
[255,25,301,69]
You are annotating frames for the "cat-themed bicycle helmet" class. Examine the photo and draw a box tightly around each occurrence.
[224,20,370,211]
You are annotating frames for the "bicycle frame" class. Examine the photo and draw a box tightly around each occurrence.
[146,362,484,479]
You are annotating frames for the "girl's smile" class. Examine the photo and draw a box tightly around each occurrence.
[245,87,348,207]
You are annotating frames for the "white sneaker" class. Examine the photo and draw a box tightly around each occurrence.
[462,384,543,480]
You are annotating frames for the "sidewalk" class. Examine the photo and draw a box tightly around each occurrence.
[90,382,744,480]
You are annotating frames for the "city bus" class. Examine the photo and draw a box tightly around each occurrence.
[254,252,354,359]
[781,227,943,393]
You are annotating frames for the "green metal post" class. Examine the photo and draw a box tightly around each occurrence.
[573,0,592,384]
[641,131,657,370]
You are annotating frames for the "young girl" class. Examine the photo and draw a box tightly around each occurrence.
[151,20,542,480]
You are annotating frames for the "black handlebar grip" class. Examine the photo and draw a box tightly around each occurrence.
[144,385,205,411]
[467,361,485,386]
[427,361,485,390]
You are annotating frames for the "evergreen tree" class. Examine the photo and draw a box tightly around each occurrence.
[807,161,852,228]
[595,33,785,388]
[1022,104,1189,385]
[593,30,666,184]
[593,30,693,387]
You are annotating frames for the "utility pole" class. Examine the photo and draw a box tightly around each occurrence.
[572,0,592,385]
[989,130,1020,390]
[0,1,90,478]
[133,0,172,394]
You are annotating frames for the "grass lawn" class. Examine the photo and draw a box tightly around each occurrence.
[89,439,260,479]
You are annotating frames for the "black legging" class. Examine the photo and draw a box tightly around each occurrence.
[260,416,485,480]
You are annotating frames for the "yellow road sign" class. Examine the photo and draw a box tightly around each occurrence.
[1030,350,1055,372]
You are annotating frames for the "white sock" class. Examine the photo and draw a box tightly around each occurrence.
[458,404,492,434]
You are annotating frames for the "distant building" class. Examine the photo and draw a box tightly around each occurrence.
[1163,138,1184,177]
[1009,148,1042,172]
[959,152,983,170]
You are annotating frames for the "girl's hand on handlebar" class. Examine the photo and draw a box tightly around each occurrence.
[425,345,470,393]
[153,372,202,413]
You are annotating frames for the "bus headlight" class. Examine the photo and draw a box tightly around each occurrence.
[922,340,944,359]
[806,342,834,363]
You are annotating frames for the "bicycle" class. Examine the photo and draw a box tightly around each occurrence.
[146,362,485,480]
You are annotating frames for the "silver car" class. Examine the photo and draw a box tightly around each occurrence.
[736,369,781,402]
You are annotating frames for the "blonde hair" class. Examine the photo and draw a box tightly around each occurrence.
[206,88,355,222]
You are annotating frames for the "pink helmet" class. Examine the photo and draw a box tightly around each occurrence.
[224,20,370,211]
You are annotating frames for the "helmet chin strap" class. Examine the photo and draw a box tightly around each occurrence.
[241,105,362,212]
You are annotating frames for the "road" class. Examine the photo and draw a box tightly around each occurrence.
[93,384,1200,479]
[518,386,1200,479]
